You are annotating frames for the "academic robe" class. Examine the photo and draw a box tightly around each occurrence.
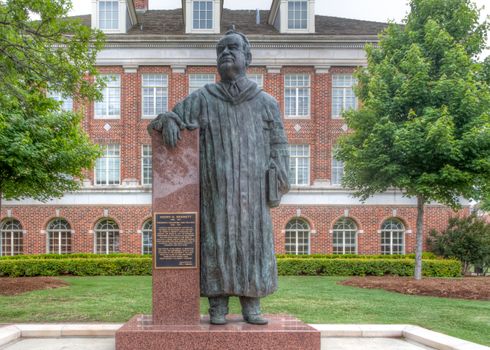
[161,79,289,297]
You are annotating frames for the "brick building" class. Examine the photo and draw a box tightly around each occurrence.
[0,0,467,257]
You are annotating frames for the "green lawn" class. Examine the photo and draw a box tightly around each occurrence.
[0,276,488,346]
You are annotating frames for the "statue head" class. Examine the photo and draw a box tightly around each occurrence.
[216,28,252,81]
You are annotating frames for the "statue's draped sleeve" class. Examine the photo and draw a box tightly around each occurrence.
[267,100,290,197]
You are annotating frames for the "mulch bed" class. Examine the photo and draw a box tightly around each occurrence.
[340,276,490,300]
[0,277,69,296]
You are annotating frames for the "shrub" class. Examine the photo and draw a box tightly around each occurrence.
[276,258,461,277]
[0,256,460,277]
[428,214,490,275]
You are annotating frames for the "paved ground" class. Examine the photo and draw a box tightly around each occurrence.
[0,337,435,350]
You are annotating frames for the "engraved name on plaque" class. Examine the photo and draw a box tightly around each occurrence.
[153,212,198,269]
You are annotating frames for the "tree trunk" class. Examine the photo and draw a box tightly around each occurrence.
[414,195,425,280]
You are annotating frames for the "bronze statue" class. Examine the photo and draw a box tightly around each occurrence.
[149,29,290,325]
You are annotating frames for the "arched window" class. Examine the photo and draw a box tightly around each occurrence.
[0,219,23,256]
[142,220,152,255]
[47,218,72,254]
[381,218,405,255]
[95,219,120,254]
[333,217,357,254]
[285,219,310,255]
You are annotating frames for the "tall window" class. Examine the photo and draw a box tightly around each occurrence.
[285,74,310,117]
[0,219,23,256]
[285,219,310,255]
[142,145,152,185]
[193,1,213,29]
[95,219,120,254]
[47,218,72,254]
[48,91,73,112]
[289,145,310,186]
[142,220,152,255]
[189,74,215,94]
[142,74,168,118]
[381,219,405,255]
[99,0,119,30]
[288,1,308,29]
[332,74,357,118]
[331,157,344,185]
[95,75,120,119]
[248,74,264,88]
[95,144,120,185]
[333,218,357,254]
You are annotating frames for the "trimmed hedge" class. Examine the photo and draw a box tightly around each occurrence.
[276,258,461,277]
[275,252,439,260]
[0,257,461,277]
[0,252,438,261]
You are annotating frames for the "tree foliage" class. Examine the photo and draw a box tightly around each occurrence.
[428,214,490,275]
[336,0,490,279]
[0,0,104,206]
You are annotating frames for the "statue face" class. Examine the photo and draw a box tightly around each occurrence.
[217,34,248,80]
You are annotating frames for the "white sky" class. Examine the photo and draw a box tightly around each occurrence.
[70,0,489,58]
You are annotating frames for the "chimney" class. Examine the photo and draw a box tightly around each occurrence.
[256,8,260,24]
[134,0,148,12]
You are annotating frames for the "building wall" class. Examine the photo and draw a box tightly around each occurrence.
[0,64,469,255]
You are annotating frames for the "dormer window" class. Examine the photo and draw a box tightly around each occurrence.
[99,0,119,30]
[193,1,213,30]
[288,1,307,29]
[268,0,315,34]
[184,0,221,34]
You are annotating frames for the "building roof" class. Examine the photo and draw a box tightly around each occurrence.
[73,9,388,38]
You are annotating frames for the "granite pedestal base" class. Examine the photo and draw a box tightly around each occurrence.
[116,314,321,350]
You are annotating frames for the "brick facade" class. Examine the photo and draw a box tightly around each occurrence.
[0,65,467,256]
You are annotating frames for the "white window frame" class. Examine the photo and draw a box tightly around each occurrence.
[95,74,121,119]
[287,0,308,30]
[98,0,119,31]
[46,218,72,255]
[94,219,120,254]
[192,0,213,30]
[141,74,168,119]
[331,157,344,186]
[186,0,220,34]
[141,220,153,255]
[0,219,23,256]
[141,145,152,186]
[285,219,310,255]
[381,219,406,255]
[332,74,357,119]
[95,144,121,186]
[248,74,264,89]
[285,74,310,118]
[289,144,310,186]
[332,218,358,254]
[189,74,215,94]
[48,91,73,112]
[276,0,315,34]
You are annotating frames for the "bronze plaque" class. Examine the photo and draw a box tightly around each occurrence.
[153,212,198,269]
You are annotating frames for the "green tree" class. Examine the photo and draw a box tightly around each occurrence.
[0,0,104,212]
[428,214,490,275]
[336,0,490,279]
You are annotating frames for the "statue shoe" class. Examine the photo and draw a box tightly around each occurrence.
[243,314,268,325]
[210,314,227,325]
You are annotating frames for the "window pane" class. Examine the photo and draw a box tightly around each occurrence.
[285,219,310,255]
[142,145,152,185]
[289,145,310,186]
[189,74,215,94]
[95,144,120,185]
[333,218,357,254]
[381,219,405,255]
[48,91,73,112]
[142,220,153,255]
[288,1,307,29]
[99,0,119,30]
[95,219,119,254]
[0,219,23,256]
[95,75,120,119]
[142,74,168,117]
[332,157,344,185]
[192,1,213,29]
[285,75,310,117]
[332,75,357,118]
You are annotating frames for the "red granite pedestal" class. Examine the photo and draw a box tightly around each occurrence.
[116,314,321,350]
[115,129,320,349]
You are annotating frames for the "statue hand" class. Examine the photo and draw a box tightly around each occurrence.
[148,113,181,148]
